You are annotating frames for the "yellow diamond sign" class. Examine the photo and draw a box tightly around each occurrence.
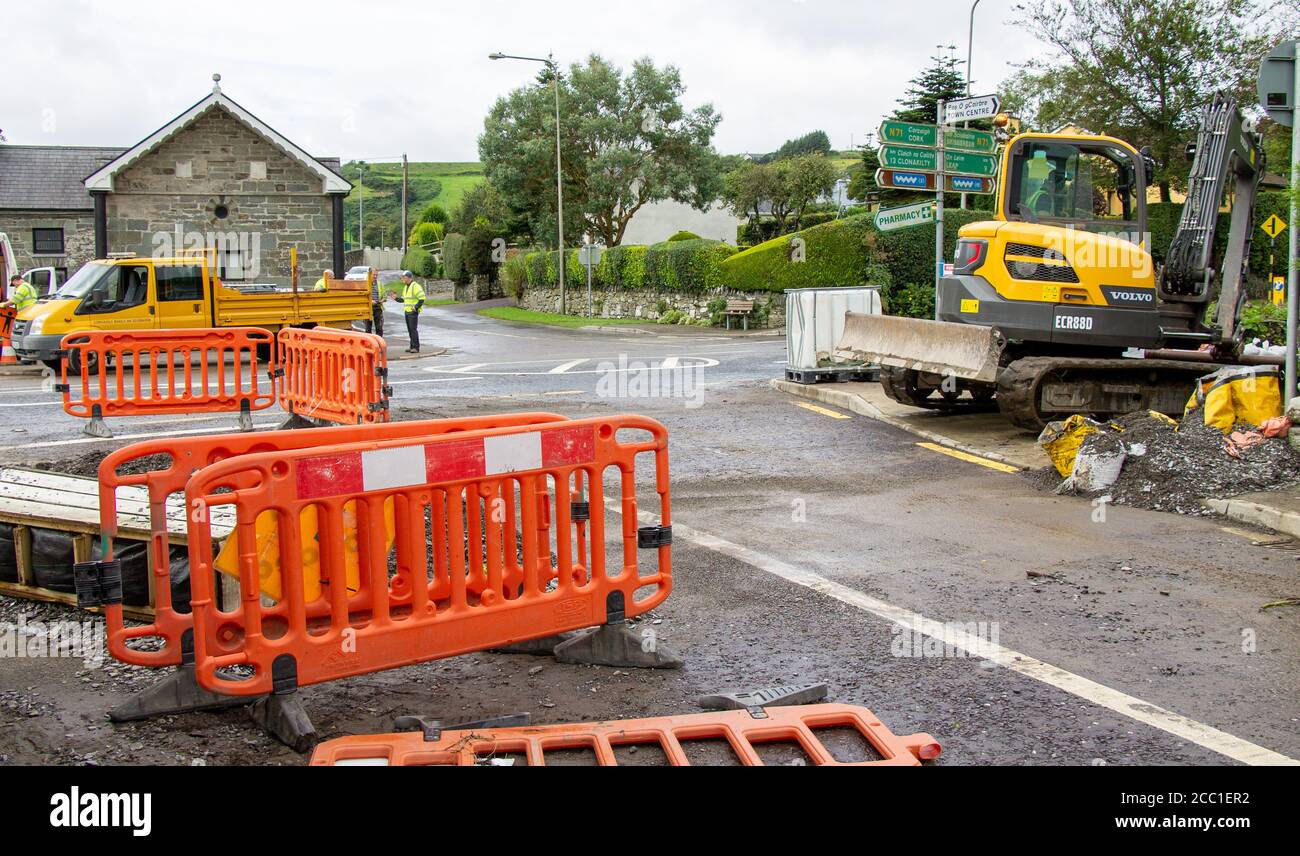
[1261,214,1286,239]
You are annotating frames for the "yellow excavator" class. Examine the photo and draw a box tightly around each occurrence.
[837,93,1276,430]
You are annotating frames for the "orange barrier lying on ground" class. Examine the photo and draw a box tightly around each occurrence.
[60,328,275,437]
[183,414,672,696]
[273,326,390,425]
[94,413,572,670]
[308,704,942,766]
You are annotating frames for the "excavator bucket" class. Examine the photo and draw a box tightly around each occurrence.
[834,312,1003,383]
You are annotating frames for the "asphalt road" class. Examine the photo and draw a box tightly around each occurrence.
[0,299,1296,766]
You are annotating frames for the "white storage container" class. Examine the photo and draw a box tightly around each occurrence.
[785,286,883,371]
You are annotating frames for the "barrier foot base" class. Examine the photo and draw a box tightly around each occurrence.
[107,664,253,722]
[237,407,254,432]
[490,632,580,656]
[249,692,318,753]
[83,416,112,439]
[277,413,318,431]
[553,623,683,669]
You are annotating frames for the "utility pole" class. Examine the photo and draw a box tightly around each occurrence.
[358,161,366,250]
[963,0,981,211]
[401,153,409,253]
[935,97,946,319]
[1287,41,1299,400]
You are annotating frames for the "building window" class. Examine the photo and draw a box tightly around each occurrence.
[32,228,64,255]
[249,161,267,180]
[176,160,193,178]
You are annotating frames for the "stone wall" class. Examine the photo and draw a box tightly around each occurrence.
[0,210,97,277]
[454,275,504,303]
[105,107,334,287]
[518,285,785,328]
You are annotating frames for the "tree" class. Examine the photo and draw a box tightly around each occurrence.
[722,161,776,223]
[418,203,448,225]
[783,154,837,229]
[1007,0,1280,200]
[895,52,967,124]
[479,54,723,246]
[754,130,833,164]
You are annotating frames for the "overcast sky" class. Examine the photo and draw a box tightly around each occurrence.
[4,0,1048,164]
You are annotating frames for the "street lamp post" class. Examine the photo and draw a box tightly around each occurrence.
[490,51,566,314]
[962,0,982,210]
[358,161,366,249]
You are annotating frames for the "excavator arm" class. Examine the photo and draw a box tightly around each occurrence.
[1158,93,1266,351]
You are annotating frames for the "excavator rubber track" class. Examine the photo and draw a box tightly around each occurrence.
[994,356,1212,431]
[879,365,997,413]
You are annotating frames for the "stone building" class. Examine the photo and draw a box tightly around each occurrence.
[0,78,349,289]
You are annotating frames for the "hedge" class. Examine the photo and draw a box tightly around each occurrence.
[1149,190,1289,295]
[718,210,989,317]
[442,233,466,284]
[520,239,736,293]
[400,246,436,278]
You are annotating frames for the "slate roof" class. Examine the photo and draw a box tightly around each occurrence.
[0,145,125,210]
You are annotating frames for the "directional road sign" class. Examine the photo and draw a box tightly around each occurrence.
[878,145,998,177]
[943,94,1000,124]
[874,201,935,232]
[1262,213,1287,239]
[879,121,997,153]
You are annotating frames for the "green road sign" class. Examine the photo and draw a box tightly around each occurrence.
[944,127,996,153]
[879,120,938,148]
[874,201,935,232]
[878,145,998,177]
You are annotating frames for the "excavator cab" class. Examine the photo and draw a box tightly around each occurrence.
[836,94,1265,429]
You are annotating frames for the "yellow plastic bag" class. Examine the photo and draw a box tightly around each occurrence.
[1038,414,1103,477]
[213,499,396,601]
[1184,366,1282,433]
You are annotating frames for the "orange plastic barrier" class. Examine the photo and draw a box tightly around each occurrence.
[309,704,942,766]
[184,414,671,696]
[93,413,572,669]
[273,326,390,425]
[60,328,275,436]
[0,306,17,365]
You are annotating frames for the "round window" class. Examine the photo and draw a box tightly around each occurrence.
[213,203,230,220]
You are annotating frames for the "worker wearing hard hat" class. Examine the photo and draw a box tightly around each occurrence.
[399,270,425,353]
[313,269,333,292]
[4,275,37,311]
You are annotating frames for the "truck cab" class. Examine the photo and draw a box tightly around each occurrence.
[11,254,370,365]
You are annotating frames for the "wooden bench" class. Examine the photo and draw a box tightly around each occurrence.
[724,299,756,330]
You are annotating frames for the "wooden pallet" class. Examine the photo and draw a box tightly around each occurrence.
[0,466,234,619]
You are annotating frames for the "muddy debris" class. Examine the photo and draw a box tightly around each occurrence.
[1043,411,1300,515]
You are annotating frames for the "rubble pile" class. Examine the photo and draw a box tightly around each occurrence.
[1058,411,1300,515]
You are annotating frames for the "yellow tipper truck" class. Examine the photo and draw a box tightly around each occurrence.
[10,253,370,371]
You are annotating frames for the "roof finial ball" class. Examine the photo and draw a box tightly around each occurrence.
[212,73,221,93]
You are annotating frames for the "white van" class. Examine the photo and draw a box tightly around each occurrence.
[0,232,62,299]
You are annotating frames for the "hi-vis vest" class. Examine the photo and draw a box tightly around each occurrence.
[11,280,37,310]
[402,280,425,311]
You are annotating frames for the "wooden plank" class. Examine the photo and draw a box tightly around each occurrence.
[72,533,93,564]
[0,580,153,621]
[14,524,33,587]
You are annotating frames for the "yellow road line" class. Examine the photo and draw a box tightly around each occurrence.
[916,442,1020,473]
[793,401,851,419]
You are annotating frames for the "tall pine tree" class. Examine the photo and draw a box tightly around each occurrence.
[895,52,967,124]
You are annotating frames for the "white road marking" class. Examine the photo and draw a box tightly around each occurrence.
[387,376,483,386]
[548,358,587,374]
[423,356,719,376]
[0,400,61,408]
[660,356,679,370]
[0,421,282,451]
[613,500,1298,766]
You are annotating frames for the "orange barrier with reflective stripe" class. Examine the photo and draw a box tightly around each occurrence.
[60,328,275,431]
[309,705,942,766]
[273,326,390,425]
[95,413,571,669]
[184,414,671,696]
